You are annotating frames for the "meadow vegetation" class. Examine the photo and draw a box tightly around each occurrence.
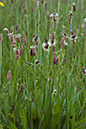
[0,0,86,129]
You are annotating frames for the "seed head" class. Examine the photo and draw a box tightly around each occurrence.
[16,25,18,30]
[0,34,3,41]
[82,67,86,74]
[20,46,23,56]
[51,33,55,44]
[30,47,36,56]
[6,70,11,79]
[11,28,13,34]
[23,33,27,45]
[53,52,56,64]
[19,84,24,93]
[69,12,72,24]
[73,3,76,12]
[16,36,21,42]
[16,49,20,59]
[24,8,27,13]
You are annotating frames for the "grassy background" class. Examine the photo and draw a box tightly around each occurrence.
[0,0,86,129]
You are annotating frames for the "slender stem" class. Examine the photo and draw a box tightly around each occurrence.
[0,39,2,89]
[0,39,2,126]
[70,0,72,34]
[10,92,20,113]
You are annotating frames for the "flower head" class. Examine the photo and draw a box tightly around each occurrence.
[6,70,11,79]
[19,84,24,93]
[0,2,4,6]
[42,38,49,51]
[73,3,76,12]
[30,47,36,56]
[82,67,86,75]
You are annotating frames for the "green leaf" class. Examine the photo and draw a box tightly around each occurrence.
[19,104,27,128]
[0,124,3,129]
[71,100,75,129]
[51,112,59,129]
[74,118,86,129]
[7,120,18,129]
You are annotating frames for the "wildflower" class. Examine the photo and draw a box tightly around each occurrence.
[61,33,67,48]
[33,34,38,41]
[0,2,4,6]
[16,49,20,59]
[35,40,39,48]
[45,3,47,10]
[23,33,27,45]
[82,18,86,33]
[53,52,59,65]
[33,34,39,48]
[71,34,76,39]
[35,60,40,64]
[23,4,25,8]
[16,36,21,42]
[20,46,23,56]
[53,45,55,52]
[16,25,18,30]
[35,0,39,5]
[71,30,74,35]
[61,33,66,44]
[32,98,34,102]
[30,47,36,56]
[55,56,59,65]
[11,0,13,3]
[73,3,76,12]
[48,77,51,82]
[19,84,24,93]
[53,17,57,28]
[51,33,55,44]
[6,70,11,79]
[70,30,77,43]
[49,32,56,46]
[0,34,3,41]
[82,67,86,75]
[26,62,34,66]
[42,38,49,51]
[21,0,24,5]
[3,28,9,35]
[50,11,58,18]
[24,8,27,13]
[42,0,44,4]
[69,11,72,24]
[52,89,57,95]
[42,109,45,114]
[50,12,58,28]
[53,52,56,64]
[11,28,14,34]
[10,34,16,47]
